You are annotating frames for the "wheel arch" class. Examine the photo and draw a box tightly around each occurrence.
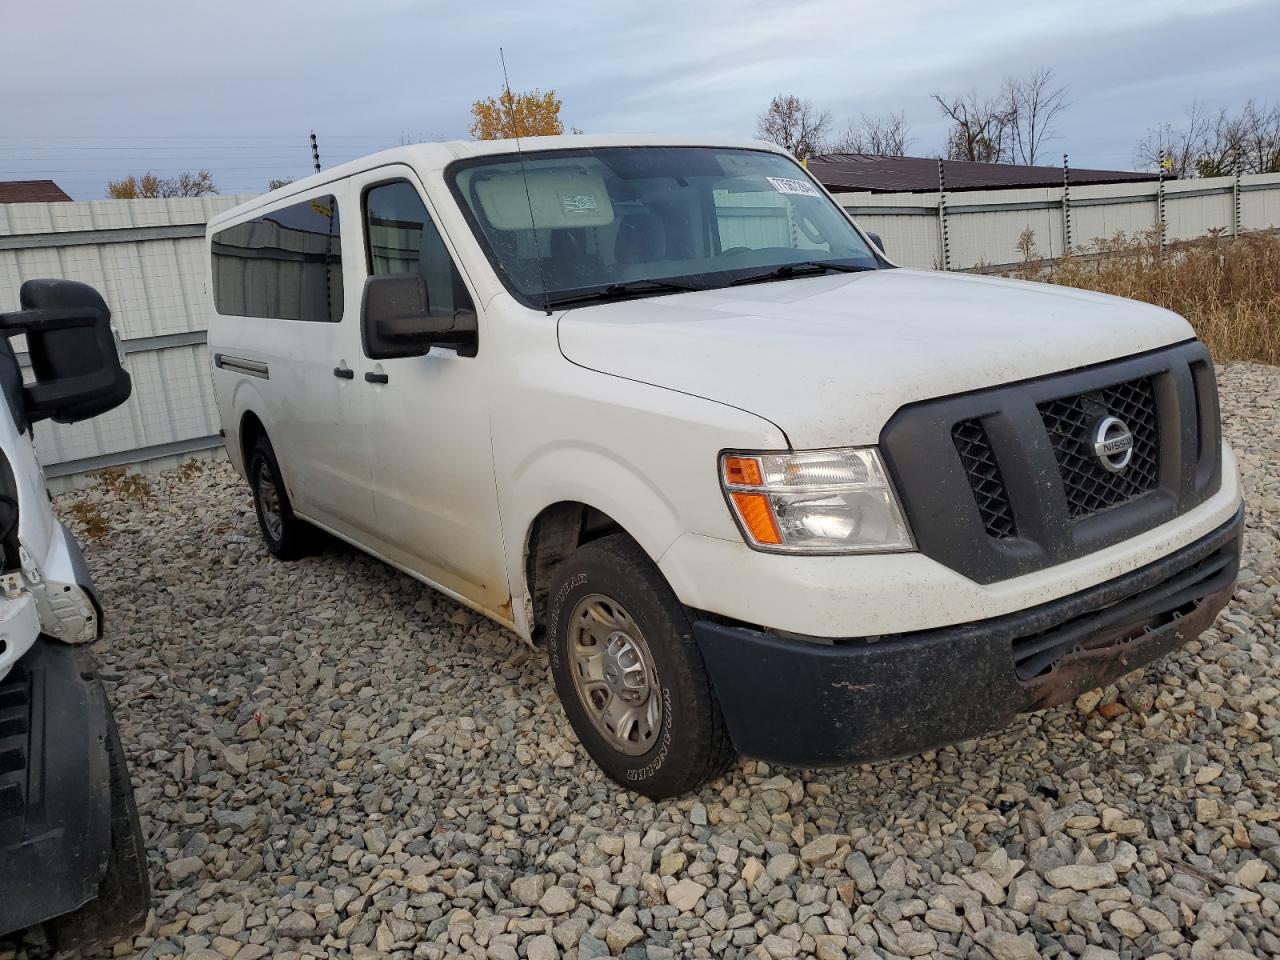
[239,410,267,468]
[523,500,639,642]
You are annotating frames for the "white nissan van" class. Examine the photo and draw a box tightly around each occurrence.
[206,136,1242,798]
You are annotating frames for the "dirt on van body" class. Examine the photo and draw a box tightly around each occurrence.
[10,362,1278,960]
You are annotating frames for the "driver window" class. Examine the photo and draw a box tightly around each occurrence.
[364,180,475,322]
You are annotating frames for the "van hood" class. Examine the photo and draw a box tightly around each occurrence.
[556,268,1194,448]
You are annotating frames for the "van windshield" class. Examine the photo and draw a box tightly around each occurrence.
[447,146,880,309]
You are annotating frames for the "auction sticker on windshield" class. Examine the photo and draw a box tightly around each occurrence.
[767,176,822,198]
[562,194,600,214]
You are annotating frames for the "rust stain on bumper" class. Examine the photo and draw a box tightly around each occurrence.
[1025,576,1234,710]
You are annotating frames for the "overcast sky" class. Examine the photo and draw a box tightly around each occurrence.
[3,0,1277,199]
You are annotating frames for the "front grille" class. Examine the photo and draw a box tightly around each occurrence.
[952,418,1017,539]
[883,343,1220,584]
[1038,377,1160,518]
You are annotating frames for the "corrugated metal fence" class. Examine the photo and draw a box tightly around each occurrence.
[1,174,1279,483]
[0,196,249,485]
[836,171,1280,270]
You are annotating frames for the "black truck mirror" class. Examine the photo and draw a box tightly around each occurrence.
[0,279,132,425]
[360,273,477,360]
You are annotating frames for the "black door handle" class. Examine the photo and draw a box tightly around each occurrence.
[333,366,354,379]
[365,371,389,384]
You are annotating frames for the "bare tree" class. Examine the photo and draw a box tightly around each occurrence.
[756,95,833,160]
[933,90,1015,163]
[1235,100,1280,174]
[1006,67,1069,165]
[267,177,294,191]
[1134,100,1280,177]
[1195,106,1250,177]
[828,111,913,156]
[1135,101,1210,178]
[398,131,448,145]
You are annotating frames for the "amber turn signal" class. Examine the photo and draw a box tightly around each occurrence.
[722,456,763,487]
[730,491,782,545]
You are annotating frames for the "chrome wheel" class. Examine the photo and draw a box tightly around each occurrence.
[255,460,283,542]
[568,594,662,756]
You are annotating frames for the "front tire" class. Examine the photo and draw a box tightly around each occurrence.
[247,435,312,560]
[546,534,735,799]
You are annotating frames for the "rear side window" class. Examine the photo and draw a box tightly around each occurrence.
[211,195,343,322]
[364,180,474,321]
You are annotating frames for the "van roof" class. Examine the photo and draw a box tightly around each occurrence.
[207,134,787,229]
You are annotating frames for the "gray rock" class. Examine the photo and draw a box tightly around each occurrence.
[539,885,576,915]
[983,931,1041,960]
[512,874,548,907]
[277,910,317,940]
[767,854,799,882]
[1045,863,1117,891]
[846,852,877,893]
[165,855,205,882]
[666,879,707,911]
[577,933,610,960]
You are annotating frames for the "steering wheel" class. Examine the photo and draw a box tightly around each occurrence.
[720,246,753,256]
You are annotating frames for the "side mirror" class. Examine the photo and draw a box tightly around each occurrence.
[360,273,477,360]
[866,232,887,256]
[0,279,132,426]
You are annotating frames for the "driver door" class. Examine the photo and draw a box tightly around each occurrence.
[350,167,510,614]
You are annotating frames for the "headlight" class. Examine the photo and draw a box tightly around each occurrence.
[719,448,914,554]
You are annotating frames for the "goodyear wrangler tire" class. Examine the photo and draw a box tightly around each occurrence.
[546,533,735,798]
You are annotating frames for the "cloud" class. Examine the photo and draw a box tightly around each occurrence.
[2,0,1276,197]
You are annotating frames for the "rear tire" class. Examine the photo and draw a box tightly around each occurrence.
[546,533,735,799]
[248,435,312,560]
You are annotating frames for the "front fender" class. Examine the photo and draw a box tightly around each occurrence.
[494,369,786,637]
[511,442,687,568]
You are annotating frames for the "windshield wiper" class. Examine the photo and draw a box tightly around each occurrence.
[544,278,705,309]
[728,261,874,287]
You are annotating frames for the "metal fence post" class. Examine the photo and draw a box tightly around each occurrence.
[1233,168,1242,237]
[937,159,951,270]
[1157,150,1167,255]
[1062,153,1072,255]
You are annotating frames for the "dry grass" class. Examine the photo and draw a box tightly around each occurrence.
[63,500,110,543]
[988,228,1280,365]
[92,465,153,503]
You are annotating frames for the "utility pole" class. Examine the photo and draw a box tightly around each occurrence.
[310,131,321,174]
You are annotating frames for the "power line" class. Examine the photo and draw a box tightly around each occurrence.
[0,162,368,175]
[0,154,357,160]
[0,135,403,141]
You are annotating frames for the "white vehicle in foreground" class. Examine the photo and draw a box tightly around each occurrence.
[207,136,1242,798]
[0,280,148,949]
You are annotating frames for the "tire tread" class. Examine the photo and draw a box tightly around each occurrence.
[550,533,735,797]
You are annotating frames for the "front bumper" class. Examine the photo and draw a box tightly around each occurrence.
[1,638,149,948]
[1,639,113,933]
[661,445,1241,638]
[692,504,1242,767]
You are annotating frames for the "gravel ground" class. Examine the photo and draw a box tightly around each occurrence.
[8,363,1279,960]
